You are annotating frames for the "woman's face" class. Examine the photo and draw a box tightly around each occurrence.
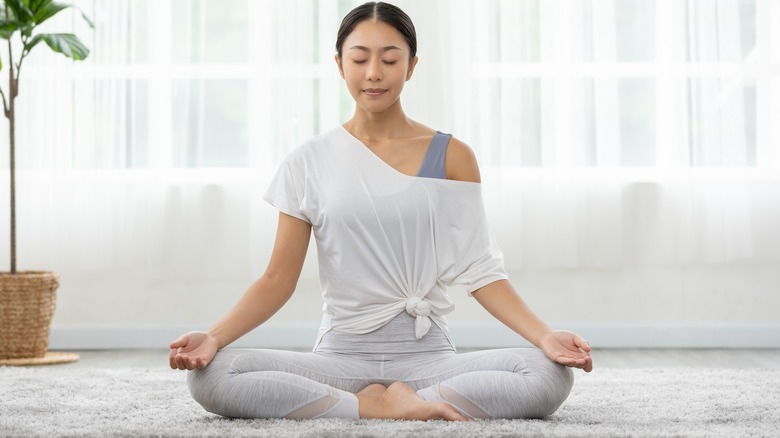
[336,19,418,115]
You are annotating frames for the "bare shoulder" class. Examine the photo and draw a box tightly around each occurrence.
[445,136,481,183]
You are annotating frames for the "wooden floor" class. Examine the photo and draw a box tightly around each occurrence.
[53,348,780,369]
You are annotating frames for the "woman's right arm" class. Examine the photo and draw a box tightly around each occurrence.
[169,212,312,370]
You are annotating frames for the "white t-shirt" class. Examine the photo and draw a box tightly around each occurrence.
[263,126,508,349]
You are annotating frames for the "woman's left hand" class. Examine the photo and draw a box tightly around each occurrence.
[539,330,593,372]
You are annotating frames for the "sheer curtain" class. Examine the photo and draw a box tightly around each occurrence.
[433,0,779,270]
[1,0,778,326]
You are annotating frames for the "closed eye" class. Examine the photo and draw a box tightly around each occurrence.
[352,60,398,65]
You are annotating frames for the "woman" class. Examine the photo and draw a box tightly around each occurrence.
[170,1,592,422]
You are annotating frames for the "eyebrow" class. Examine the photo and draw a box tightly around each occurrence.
[348,45,402,53]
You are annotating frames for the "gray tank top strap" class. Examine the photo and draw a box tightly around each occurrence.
[416,131,451,179]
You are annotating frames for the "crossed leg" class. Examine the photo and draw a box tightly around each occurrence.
[187,347,572,420]
[402,348,574,419]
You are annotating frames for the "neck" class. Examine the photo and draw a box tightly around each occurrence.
[344,99,411,140]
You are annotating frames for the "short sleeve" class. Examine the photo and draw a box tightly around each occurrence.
[451,230,509,297]
[263,159,311,224]
[435,186,509,296]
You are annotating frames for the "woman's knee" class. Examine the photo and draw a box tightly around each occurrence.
[187,363,226,415]
[454,349,574,419]
[186,351,248,416]
[498,349,573,418]
[532,358,574,417]
[186,350,314,419]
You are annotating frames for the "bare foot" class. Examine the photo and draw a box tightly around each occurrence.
[357,383,388,398]
[356,382,469,421]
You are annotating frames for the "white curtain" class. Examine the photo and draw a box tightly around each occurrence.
[1,0,778,325]
[432,0,779,271]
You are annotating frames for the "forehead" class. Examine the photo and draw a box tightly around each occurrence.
[344,19,408,51]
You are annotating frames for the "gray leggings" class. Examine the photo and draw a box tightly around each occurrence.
[188,312,573,420]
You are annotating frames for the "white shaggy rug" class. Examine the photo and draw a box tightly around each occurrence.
[1,366,778,437]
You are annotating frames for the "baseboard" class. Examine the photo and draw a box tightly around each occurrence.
[48,323,780,350]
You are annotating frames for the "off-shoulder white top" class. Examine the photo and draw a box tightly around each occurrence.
[263,126,508,350]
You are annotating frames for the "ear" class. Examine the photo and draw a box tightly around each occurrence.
[335,54,345,79]
[406,55,419,81]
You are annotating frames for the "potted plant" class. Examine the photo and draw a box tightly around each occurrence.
[0,0,92,361]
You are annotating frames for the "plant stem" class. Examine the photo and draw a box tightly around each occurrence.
[15,34,27,95]
[0,6,7,115]
[0,84,7,116]
[7,36,16,274]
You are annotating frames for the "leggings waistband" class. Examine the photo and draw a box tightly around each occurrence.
[313,312,455,358]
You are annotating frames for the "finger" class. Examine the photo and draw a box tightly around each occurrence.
[555,356,580,367]
[196,357,206,369]
[176,354,190,371]
[557,354,591,369]
[186,356,199,371]
[169,334,189,350]
[169,349,178,369]
[573,335,591,353]
[571,355,593,371]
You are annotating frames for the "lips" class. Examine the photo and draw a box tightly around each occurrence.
[364,89,387,96]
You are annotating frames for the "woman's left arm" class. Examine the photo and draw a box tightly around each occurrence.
[446,139,591,371]
[471,279,593,372]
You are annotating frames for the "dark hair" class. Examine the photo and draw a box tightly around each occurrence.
[335,2,417,62]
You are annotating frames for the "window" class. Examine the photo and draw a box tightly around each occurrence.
[16,0,779,172]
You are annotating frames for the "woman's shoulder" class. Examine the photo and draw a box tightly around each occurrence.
[409,121,481,184]
[444,135,481,184]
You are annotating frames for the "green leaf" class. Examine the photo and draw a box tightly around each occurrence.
[5,0,34,23]
[30,0,53,13]
[33,33,89,60]
[33,1,67,26]
[0,20,22,39]
[29,2,95,29]
[79,8,94,29]
[21,22,34,37]
[24,33,42,52]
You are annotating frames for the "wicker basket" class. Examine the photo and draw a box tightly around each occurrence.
[0,271,60,360]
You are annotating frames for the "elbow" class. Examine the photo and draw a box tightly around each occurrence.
[260,270,298,297]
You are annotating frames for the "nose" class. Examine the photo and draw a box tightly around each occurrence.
[366,57,382,81]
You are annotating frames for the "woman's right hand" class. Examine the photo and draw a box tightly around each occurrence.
[169,331,220,370]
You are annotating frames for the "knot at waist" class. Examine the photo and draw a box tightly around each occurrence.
[405,296,432,339]
[405,296,432,317]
